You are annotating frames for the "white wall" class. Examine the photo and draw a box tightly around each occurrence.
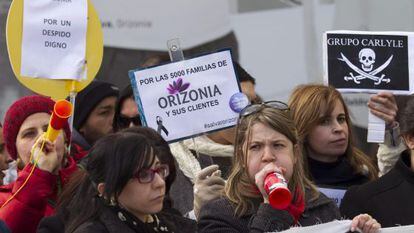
[232,3,335,102]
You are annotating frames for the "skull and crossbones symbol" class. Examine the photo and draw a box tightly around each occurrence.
[338,48,393,85]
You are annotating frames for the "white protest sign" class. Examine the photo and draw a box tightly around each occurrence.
[323,30,414,95]
[318,187,346,207]
[21,0,87,80]
[278,220,414,233]
[129,50,246,142]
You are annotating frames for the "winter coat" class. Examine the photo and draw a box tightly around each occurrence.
[0,220,10,233]
[340,150,414,227]
[0,156,77,233]
[37,197,191,233]
[71,205,196,233]
[377,124,406,176]
[198,191,340,233]
[70,129,91,162]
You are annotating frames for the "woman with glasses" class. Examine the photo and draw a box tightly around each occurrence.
[198,103,380,232]
[61,129,195,233]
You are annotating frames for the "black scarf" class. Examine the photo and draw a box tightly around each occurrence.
[104,199,174,233]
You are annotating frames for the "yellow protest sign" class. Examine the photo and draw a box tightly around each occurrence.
[6,0,103,99]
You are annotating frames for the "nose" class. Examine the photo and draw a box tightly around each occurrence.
[332,120,345,133]
[262,145,276,163]
[152,172,166,189]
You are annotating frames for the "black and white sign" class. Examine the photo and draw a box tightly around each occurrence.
[323,31,414,94]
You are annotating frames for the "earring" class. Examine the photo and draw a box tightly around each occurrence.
[110,197,116,206]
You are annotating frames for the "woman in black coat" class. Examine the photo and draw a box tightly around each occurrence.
[60,128,195,233]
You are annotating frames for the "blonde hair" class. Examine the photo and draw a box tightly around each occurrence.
[225,107,319,217]
[288,84,378,181]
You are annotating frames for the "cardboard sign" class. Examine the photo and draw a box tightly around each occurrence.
[129,50,247,142]
[323,31,414,94]
[20,0,88,80]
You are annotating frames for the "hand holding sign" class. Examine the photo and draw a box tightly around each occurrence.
[368,92,398,127]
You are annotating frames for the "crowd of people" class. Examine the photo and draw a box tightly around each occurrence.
[0,57,412,233]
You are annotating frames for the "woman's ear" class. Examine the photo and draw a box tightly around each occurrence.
[97,183,105,197]
[402,134,414,150]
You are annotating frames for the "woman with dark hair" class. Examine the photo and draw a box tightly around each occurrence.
[62,130,196,233]
[113,85,141,132]
[113,54,171,132]
[122,127,179,215]
[341,95,414,227]
[198,102,380,232]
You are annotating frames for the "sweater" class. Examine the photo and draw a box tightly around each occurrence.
[308,156,369,188]
[340,150,414,227]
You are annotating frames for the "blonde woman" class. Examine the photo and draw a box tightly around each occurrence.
[198,102,380,232]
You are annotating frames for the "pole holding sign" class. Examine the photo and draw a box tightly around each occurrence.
[167,38,185,62]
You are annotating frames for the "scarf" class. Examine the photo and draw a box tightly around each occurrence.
[284,188,305,224]
[252,185,305,224]
[108,203,172,233]
[170,135,234,183]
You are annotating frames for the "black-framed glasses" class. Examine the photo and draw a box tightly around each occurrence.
[239,100,289,118]
[118,115,141,128]
[134,164,170,184]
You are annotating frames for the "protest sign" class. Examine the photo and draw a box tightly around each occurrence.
[279,220,414,233]
[318,187,346,207]
[6,0,103,99]
[21,0,87,80]
[129,50,247,142]
[323,31,414,95]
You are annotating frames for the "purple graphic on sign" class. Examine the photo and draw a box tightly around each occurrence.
[167,78,190,94]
